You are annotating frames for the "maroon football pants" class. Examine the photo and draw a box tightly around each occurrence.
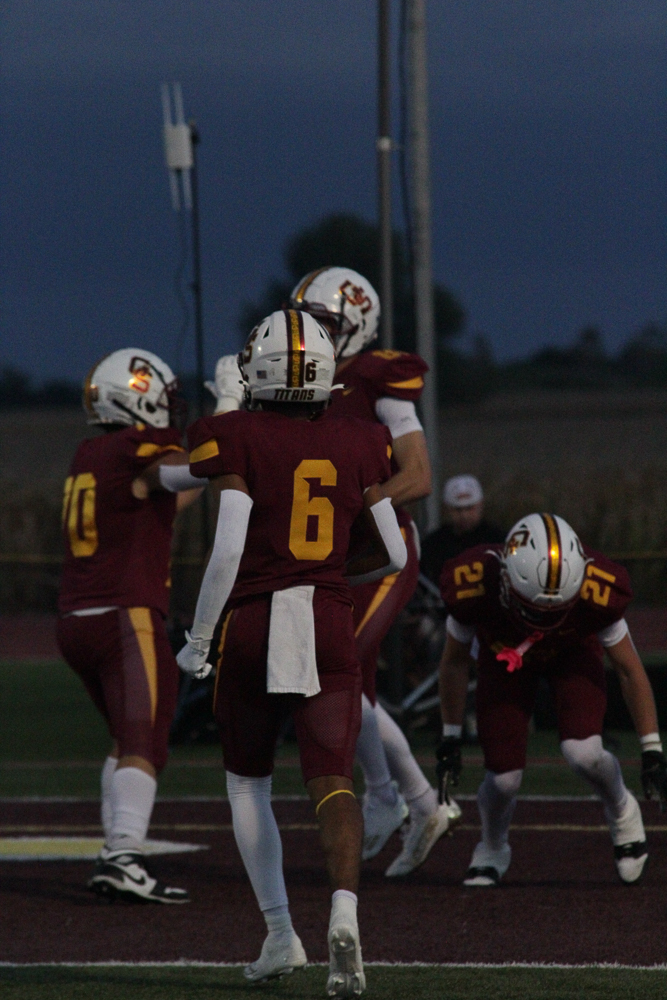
[214,588,362,783]
[56,607,179,773]
[352,522,420,704]
[477,647,608,774]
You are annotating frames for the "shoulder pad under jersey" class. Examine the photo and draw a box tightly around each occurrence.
[439,544,502,623]
[354,350,428,401]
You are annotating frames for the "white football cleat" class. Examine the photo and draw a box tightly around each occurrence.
[463,841,512,887]
[327,923,365,998]
[447,796,462,829]
[384,802,450,877]
[361,784,409,860]
[243,930,307,983]
[606,791,648,884]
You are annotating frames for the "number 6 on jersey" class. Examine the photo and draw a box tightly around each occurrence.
[289,460,337,561]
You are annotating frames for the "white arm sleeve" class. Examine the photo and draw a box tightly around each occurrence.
[374,397,423,439]
[190,490,253,641]
[446,615,476,644]
[348,497,408,587]
[158,464,208,492]
[597,617,629,648]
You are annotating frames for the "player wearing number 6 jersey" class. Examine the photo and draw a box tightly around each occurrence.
[180,310,407,997]
[291,266,456,877]
[437,513,667,888]
[57,349,205,904]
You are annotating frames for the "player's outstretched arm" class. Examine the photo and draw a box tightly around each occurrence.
[436,632,472,803]
[133,451,207,511]
[346,484,408,586]
[382,430,431,507]
[606,633,667,809]
[176,474,252,679]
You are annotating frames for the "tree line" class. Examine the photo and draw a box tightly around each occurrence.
[2,214,665,409]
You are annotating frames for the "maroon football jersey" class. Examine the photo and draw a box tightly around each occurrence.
[188,409,392,603]
[58,425,184,616]
[327,349,427,534]
[440,543,632,671]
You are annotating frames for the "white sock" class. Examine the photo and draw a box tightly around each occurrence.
[226,771,289,914]
[356,695,397,805]
[374,701,436,811]
[264,904,294,936]
[330,889,358,930]
[107,766,156,852]
[100,755,118,840]
[477,769,522,851]
[561,736,627,818]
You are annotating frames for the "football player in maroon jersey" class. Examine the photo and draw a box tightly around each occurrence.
[290,267,456,877]
[436,513,667,887]
[178,310,407,995]
[57,349,206,903]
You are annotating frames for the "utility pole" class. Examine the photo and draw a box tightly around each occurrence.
[406,0,440,532]
[377,0,393,350]
[162,83,210,553]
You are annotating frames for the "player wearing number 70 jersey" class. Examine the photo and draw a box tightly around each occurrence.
[57,348,205,904]
[180,309,407,997]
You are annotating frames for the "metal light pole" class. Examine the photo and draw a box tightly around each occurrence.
[162,83,210,553]
[377,0,394,350]
[406,0,440,533]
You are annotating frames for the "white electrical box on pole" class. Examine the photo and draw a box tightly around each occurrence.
[161,83,193,210]
[406,0,440,533]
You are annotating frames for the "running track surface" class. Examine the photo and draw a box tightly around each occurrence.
[1,799,666,965]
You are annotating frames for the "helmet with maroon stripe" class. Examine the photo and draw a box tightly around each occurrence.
[499,513,588,631]
[83,348,179,428]
[239,309,336,408]
[289,266,380,358]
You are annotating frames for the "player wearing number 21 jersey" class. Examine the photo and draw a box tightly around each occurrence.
[178,310,407,995]
[437,513,666,889]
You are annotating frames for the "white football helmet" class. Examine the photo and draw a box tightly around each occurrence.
[83,348,178,428]
[239,309,336,407]
[289,266,380,358]
[500,513,588,631]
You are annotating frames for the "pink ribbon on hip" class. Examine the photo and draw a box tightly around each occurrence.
[496,631,544,672]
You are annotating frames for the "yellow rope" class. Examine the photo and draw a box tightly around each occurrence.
[315,789,356,816]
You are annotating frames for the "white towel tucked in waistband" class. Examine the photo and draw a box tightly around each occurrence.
[267,585,321,697]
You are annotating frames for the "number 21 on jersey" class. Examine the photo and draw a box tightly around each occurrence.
[289,460,336,561]
[62,473,98,557]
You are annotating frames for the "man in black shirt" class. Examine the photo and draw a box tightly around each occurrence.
[420,475,505,586]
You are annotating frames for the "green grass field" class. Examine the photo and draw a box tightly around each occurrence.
[1,965,666,1000]
[0,659,653,798]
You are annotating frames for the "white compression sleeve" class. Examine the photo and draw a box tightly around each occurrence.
[355,694,396,802]
[226,772,289,913]
[348,497,407,587]
[374,397,423,438]
[158,464,208,492]
[107,766,157,852]
[190,490,253,641]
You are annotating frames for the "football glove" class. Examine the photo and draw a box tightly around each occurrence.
[176,631,213,680]
[436,736,462,806]
[204,355,245,412]
[641,749,667,811]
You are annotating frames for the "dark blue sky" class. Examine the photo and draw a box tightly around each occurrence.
[1,1,665,381]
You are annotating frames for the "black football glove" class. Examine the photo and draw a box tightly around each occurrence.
[641,749,667,812]
[436,736,462,805]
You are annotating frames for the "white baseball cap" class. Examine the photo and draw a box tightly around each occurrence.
[443,475,483,508]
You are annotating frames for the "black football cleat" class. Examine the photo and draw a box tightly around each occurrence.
[88,849,189,904]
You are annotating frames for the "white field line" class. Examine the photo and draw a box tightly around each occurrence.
[1,961,666,970]
[0,794,601,803]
